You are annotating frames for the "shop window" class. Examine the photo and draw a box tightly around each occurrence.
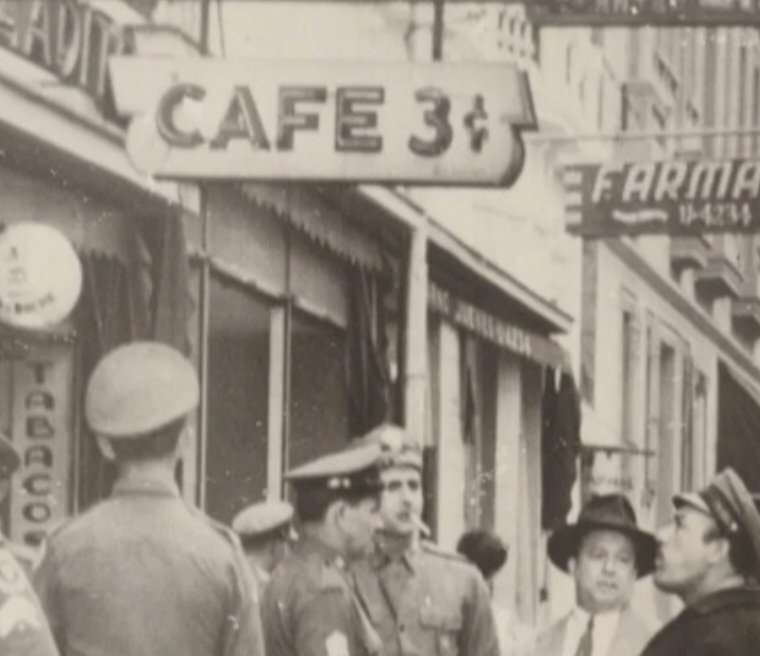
[288,311,350,469]
[206,276,270,524]
[461,337,497,530]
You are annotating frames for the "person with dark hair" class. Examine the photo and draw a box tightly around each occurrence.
[351,424,499,656]
[260,441,384,656]
[233,499,297,593]
[641,468,760,656]
[33,342,265,656]
[457,530,508,585]
[457,529,533,656]
[535,493,657,656]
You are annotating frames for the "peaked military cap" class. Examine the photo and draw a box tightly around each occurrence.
[355,423,422,470]
[675,468,760,577]
[0,432,19,476]
[233,500,294,539]
[286,442,383,495]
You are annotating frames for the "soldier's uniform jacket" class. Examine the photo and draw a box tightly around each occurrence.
[351,540,500,656]
[32,475,265,656]
[0,536,58,656]
[261,535,380,656]
[640,586,760,656]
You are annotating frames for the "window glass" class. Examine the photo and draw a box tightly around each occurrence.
[288,311,349,469]
[206,276,270,524]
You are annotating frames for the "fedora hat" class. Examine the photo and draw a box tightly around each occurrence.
[548,493,656,577]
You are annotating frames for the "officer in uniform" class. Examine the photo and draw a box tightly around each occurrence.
[33,341,265,656]
[642,468,760,656]
[0,433,58,656]
[233,499,297,591]
[351,424,500,656]
[261,442,385,656]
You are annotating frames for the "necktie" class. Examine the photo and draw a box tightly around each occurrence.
[574,615,594,656]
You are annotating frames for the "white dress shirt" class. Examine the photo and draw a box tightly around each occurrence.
[560,607,621,656]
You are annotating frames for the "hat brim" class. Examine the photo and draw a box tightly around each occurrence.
[548,521,657,578]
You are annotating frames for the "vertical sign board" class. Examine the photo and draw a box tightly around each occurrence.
[9,345,73,547]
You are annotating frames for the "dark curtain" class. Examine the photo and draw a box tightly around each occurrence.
[76,213,192,507]
[717,361,760,493]
[346,268,393,436]
[541,368,582,530]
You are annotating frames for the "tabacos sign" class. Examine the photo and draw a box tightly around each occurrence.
[564,159,760,237]
[109,58,537,186]
[0,0,136,115]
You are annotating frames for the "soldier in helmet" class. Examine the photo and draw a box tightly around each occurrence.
[33,341,265,656]
[232,499,297,592]
[351,424,500,656]
[0,433,58,656]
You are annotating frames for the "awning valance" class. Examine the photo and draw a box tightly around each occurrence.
[0,161,133,265]
[428,280,570,370]
[239,183,385,274]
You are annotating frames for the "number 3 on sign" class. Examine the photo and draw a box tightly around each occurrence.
[409,87,453,157]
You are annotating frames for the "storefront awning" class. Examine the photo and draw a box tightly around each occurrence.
[239,183,385,274]
[428,280,570,370]
[718,360,760,493]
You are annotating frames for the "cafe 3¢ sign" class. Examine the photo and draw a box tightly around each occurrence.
[109,58,536,186]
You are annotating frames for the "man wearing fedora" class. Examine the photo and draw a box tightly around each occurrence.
[534,493,657,656]
[641,467,760,656]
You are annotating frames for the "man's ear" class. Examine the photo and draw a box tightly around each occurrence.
[96,436,116,461]
[567,556,578,577]
[706,535,731,566]
[325,499,345,529]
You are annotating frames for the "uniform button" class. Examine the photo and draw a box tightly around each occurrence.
[399,624,405,632]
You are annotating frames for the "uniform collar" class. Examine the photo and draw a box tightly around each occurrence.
[688,585,760,615]
[111,474,180,498]
[372,533,419,572]
[295,535,346,569]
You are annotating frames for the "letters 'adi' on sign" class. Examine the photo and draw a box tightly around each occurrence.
[108,58,536,186]
[563,159,760,237]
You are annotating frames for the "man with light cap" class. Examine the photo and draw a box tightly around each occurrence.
[0,433,58,656]
[233,499,297,591]
[260,440,384,656]
[350,423,500,656]
[641,467,760,656]
[33,341,265,656]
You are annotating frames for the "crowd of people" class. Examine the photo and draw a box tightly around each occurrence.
[1,340,760,655]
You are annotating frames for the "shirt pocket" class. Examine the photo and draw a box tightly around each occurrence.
[419,606,462,656]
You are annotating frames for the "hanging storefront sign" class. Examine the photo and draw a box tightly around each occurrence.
[108,58,537,186]
[6,344,73,547]
[428,281,567,367]
[0,224,83,330]
[564,159,760,237]
[527,0,760,27]
[0,0,135,115]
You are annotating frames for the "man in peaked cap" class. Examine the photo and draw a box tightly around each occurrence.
[641,468,760,656]
[350,423,500,656]
[0,433,59,656]
[33,342,265,656]
[534,493,657,656]
[233,499,297,591]
[260,440,384,656]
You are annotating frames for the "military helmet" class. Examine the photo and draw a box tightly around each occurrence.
[85,341,199,438]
